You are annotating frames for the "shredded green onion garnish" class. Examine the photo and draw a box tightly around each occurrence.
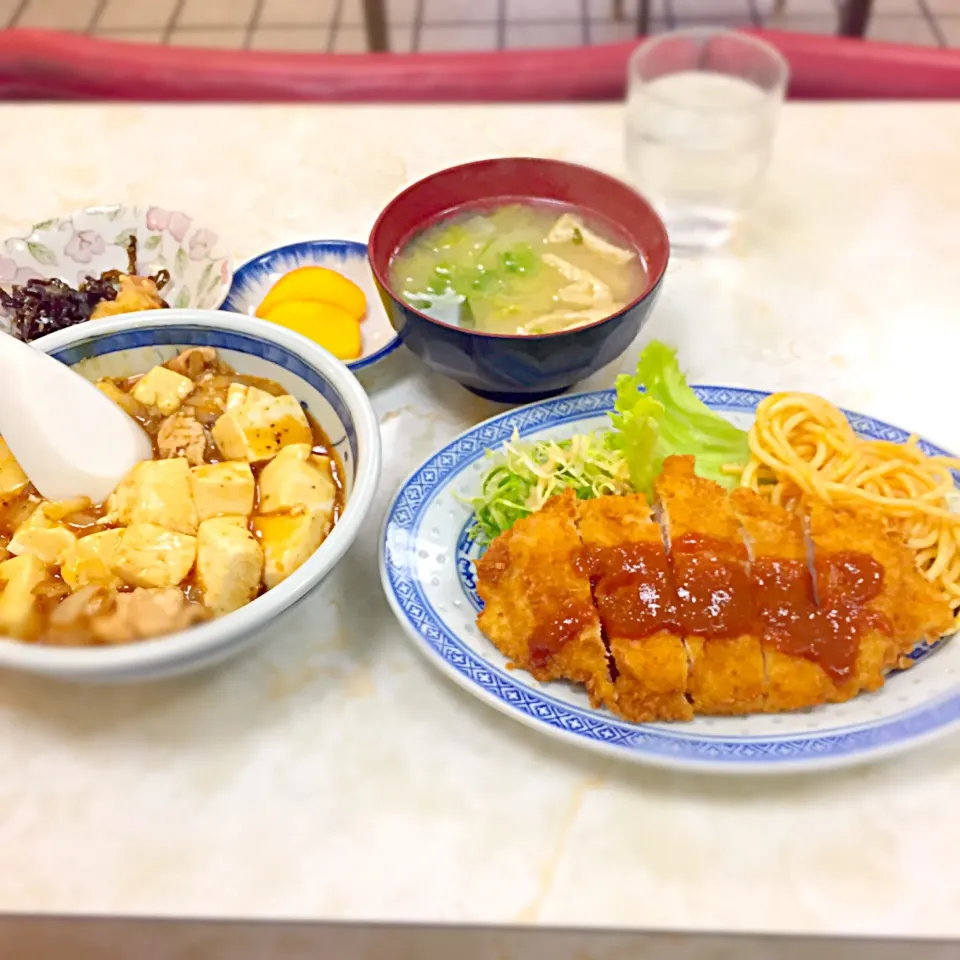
[467,428,632,544]
[466,340,752,544]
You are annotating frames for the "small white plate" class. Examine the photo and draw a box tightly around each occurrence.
[0,204,232,328]
[380,386,960,774]
[223,240,400,373]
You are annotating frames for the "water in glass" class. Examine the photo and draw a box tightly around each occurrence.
[626,31,788,250]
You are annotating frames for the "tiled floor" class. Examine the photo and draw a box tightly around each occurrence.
[4,0,959,51]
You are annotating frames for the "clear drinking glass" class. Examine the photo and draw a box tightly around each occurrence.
[626,29,789,250]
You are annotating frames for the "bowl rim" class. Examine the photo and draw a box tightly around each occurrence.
[0,309,381,678]
[368,156,670,341]
[228,237,367,277]
[223,238,402,373]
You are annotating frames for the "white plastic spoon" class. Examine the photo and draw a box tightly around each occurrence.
[0,335,153,504]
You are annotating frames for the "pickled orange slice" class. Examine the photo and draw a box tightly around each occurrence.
[256,266,367,321]
[261,300,362,361]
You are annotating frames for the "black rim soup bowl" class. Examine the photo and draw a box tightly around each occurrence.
[368,157,670,403]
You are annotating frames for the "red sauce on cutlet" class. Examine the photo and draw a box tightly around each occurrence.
[812,552,892,680]
[752,556,815,642]
[528,596,596,669]
[817,551,886,604]
[478,538,596,669]
[582,536,755,640]
[752,556,825,665]
[583,542,674,639]
[576,537,890,682]
[670,534,756,638]
[748,554,891,681]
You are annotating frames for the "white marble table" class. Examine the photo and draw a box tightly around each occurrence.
[1,102,959,940]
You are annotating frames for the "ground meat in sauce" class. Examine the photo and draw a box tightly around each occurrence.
[157,413,209,464]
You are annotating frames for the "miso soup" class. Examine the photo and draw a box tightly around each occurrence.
[389,203,647,336]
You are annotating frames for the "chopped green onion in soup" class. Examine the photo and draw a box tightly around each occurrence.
[390,203,646,336]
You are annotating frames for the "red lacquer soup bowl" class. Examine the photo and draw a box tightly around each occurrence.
[368,158,670,403]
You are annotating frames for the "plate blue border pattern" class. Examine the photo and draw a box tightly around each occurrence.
[380,386,960,773]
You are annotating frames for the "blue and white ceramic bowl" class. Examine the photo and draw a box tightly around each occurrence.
[223,240,400,373]
[2,309,381,683]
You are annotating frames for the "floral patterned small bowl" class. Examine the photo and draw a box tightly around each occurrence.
[0,204,232,329]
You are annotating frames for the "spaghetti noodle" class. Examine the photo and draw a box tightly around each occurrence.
[736,392,960,622]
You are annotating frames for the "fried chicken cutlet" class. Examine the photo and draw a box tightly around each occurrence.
[474,463,954,722]
[655,457,766,714]
[475,489,614,707]
[731,491,953,711]
[807,500,952,672]
[731,488,852,711]
[577,494,693,722]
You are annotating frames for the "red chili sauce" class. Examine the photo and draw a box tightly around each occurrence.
[529,595,596,669]
[579,537,890,682]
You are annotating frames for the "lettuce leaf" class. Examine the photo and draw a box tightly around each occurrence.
[609,341,750,493]
[468,341,749,542]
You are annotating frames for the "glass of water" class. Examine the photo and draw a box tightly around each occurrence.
[626,29,789,250]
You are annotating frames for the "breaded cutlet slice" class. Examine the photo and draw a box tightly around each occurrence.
[895,560,955,653]
[731,488,843,712]
[577,494,693,722]
[807,501,953,673]
[889,536,955,662]
[805,502,897,694]
[475,489,614,708]
[654,457,765,715]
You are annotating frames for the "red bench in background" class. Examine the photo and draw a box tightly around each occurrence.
[2,27,960,102]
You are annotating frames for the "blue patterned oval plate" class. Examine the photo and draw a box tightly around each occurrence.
[380,387,960,774]
[223,240,400,373]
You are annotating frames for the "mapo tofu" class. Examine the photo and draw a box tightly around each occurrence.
[0,348,343,647]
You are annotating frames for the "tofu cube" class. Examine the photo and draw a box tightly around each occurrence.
[8,504,77,567]
[252,510,331,589]
[106,458,198,535]
[131,365,195,415]
[224,382,245,412]
[0,436,28,506]
[61,528,124,591]
[0,553,47,638]
[190,462,256,521]
[257,444,336,518]
[212,384,312,463]
[113,523,197,589]
[196,517,263,615]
